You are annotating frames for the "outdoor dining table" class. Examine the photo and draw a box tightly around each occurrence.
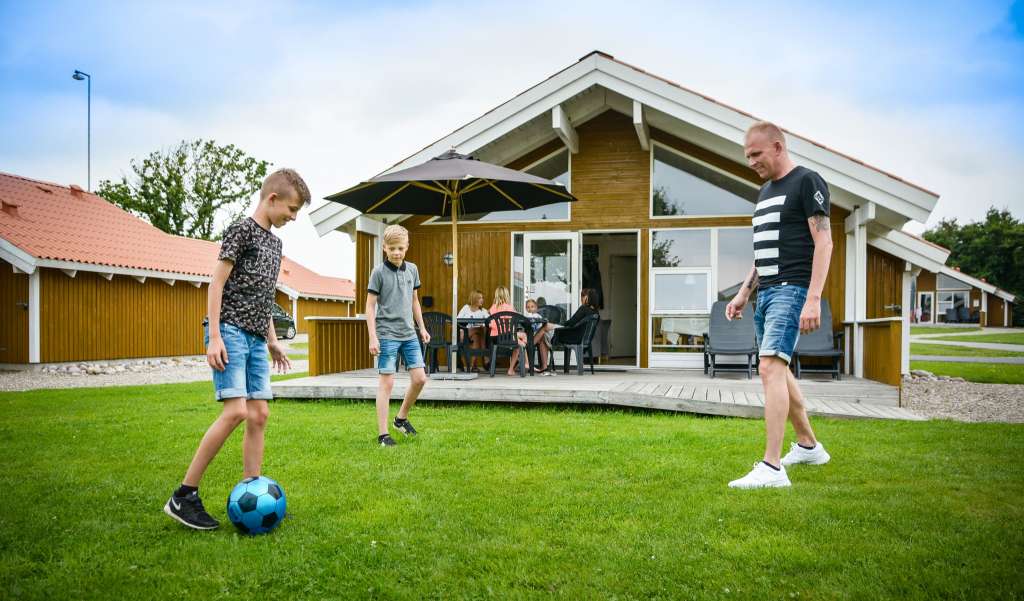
[456,316,548,374]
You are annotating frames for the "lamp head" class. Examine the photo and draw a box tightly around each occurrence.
[72,70,86,80]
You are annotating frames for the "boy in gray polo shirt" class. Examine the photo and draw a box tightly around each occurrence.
[366,224,430,447]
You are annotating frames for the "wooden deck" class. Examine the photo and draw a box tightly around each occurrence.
[273,368,922,421]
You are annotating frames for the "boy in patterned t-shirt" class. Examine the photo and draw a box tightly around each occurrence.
[164,168,311,530]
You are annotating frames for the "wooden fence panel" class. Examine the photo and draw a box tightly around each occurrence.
[860,320,903,388]
[308,317,373,376]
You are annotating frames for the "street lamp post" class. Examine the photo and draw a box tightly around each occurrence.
[72,70,91,191]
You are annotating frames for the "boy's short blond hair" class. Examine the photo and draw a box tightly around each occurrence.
[525,298,537,307]
[383,224,409,246]
[261,168,311,206]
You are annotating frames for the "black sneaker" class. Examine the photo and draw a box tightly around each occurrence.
[164,491,219,530]
[379,434,397,447]
[393,417,418,436]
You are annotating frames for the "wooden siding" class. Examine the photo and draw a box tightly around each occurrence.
[405,231,511,317]
[866,245,903,320]
[308,318,372,376]
[0,258,29,363]
[38,267,206,362]
[859,320,903,390]
[296,297,352,333]
[275,290,291,311]
[824,207,849,335]
[987,295,1007,327]
[355,231,376,314]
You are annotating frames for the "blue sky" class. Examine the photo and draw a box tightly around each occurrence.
[2,0,1022,279]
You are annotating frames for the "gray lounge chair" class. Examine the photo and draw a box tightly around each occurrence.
[702,301,757,379]
[945,308,959,323]
[792,298,844,380]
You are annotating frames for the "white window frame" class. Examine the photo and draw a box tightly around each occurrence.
[424,148,572,225]
[937,291,969,319]
[650,269,713,316]
[649,141,760,220]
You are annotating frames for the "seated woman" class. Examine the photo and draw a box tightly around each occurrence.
[488,286,528,377]
[457,290,489,372]
[531,288,600,375]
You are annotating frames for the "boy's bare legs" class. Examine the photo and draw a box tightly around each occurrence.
[242,400,270,479]
[183,397,248,486]
[532,328,550,370]
[376,374,395,436]
[396,367,426,420]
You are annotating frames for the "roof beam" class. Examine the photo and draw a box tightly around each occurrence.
[633,100,650,151]
[190,280,202,288]
[60,269,77,278]
[161,278,175,286]
[98,272,113,281]
[133,275,146,284]
[552,105,578,154]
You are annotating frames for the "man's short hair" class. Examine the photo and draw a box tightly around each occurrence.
[383,224,409,246]
[261,168,311,206]
[744,121,787,148]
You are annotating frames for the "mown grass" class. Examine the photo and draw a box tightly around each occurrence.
[265,353,309,361]
[910,360,1024,384]
[909,343,1024,358]
[287,342,309,349]
[0,381,1022,599]
[930,332,1024,345]
[911,327,981,335]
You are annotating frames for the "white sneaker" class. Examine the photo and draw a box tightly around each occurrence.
[728,462,791,489]
[781,442,831,466]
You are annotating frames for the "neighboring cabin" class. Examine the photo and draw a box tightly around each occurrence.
[310,51,956,387]
[910,259,1016,326]
[0,172,353,368]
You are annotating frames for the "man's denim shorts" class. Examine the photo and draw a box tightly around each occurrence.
[754,285,809,365]
[204,323,272,401]
[378,338,425,375]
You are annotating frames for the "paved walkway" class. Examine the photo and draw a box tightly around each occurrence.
[909,355,1024,364]
[910,339,1024,353]
[273,368,922,421]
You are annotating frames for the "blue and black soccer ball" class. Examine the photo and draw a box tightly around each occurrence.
[227,476,287,535]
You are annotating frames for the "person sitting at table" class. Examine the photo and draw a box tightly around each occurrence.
[523,299,551,372]
[488,286,528,376]
[458,290,489,372]
[531,288,600,375]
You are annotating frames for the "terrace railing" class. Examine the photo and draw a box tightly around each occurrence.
[306,317,373,376]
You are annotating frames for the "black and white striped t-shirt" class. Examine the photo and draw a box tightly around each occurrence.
[752,166,830,290]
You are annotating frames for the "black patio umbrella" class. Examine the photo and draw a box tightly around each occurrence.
[326,150,577,371]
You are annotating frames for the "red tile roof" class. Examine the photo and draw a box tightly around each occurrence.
[385,51,938,198]
[0,171,353,299]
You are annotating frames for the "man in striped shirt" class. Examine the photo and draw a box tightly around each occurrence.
[725,121,834,489]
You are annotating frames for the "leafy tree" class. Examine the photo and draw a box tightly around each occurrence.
[922,207,1024,326]
[97,140,270,241]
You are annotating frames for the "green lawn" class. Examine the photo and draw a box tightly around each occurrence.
[930,332,1024,345]
[909,343,1024,358]
[911,327,981,335]
[910,361,1024,384]
[1,382,1022,599]
[266,353,308,361]
[288,342,309,349]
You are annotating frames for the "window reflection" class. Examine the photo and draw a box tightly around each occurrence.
[652,145,758,216]
[652,316,708,353]
[652,230,710,268]
[717,229,754,301]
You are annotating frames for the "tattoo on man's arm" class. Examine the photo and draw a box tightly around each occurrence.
[746,274,756,290]
[812,214,831,232]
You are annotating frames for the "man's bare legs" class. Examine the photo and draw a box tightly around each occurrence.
[759,356,818,467]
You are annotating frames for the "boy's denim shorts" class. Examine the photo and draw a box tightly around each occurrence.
[204,323,272,401]
[378,338,425,375]
[754,285,808,365]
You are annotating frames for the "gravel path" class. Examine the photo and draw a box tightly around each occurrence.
[909,355,1024,364]
[902,376,1024,423]
[0,337,311,393]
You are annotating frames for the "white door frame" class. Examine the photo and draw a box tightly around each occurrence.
[523,231,580,319]
[917,291,935,324]
[580,228,641,369]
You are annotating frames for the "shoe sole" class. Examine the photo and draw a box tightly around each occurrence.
[394,425,417,436]
[163,500,219,530]
[782,453,831,467]
[728,480,792,489]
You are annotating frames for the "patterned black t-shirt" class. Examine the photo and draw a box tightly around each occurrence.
[752,166,830,289]
[203,217,282,339]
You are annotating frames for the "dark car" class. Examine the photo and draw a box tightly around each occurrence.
[273,303,296,339]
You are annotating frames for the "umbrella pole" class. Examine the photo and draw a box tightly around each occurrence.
[451,192,459,374]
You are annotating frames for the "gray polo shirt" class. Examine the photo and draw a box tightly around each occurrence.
[367,259,421,341]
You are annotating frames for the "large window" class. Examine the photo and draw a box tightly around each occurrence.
[651,143,759,217]
[432,149,570,223]
[649,227,754,355]
[937,273,969,291]
[937,291,968,319]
